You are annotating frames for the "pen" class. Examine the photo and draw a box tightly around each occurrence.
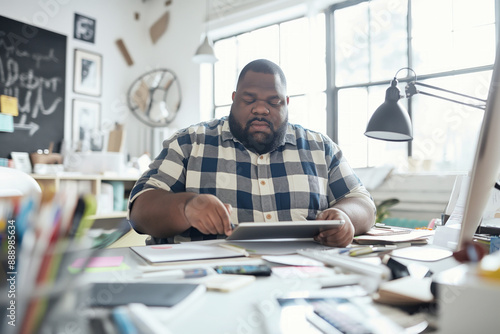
[139,268,209,279]
[349,246,375,257]
[218,243,249,256]
[112,307,138,334]
[348,246,390,257]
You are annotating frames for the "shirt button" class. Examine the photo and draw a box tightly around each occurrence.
[259,155,264,160]
[260,180,266,186]
[266,214,272,220]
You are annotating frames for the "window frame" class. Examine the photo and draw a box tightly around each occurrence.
[327,0,499,170]
[211,14,327,130]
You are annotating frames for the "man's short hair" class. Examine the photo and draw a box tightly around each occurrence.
[236,59,287,90]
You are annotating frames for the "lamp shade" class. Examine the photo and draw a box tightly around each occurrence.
[365,79,413,141]
[192,35,218,64]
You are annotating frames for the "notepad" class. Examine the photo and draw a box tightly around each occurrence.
[131,243,247,264]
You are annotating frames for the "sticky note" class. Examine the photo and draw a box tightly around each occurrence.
[0,113,14,132]
[0,95,19,116]
[70,256,124,269]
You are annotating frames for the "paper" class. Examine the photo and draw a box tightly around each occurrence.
[0,113,14,132]
[262,255,325,266]
[0,95,19,116]
[70,256,124,268]
[374,277,434,305]
[271,266,334,279]
[131,243,247,264]
[446,175,470,225]
[225,239,330,255]
[354,230,434,244]
[68,262,130,274]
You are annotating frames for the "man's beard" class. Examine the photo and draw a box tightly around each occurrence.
[228,113,288,154]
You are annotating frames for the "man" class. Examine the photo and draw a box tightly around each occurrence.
[128,59,375,247]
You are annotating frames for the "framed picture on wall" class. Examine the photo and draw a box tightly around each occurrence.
[73,49,102,97]
[72,99,101,152]
[74,13,96,43]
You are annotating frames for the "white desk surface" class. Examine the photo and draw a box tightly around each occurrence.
[58,244,462,334]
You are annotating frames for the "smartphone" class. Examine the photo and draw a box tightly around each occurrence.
[213,264,272,277]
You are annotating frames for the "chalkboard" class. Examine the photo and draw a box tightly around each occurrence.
[0,15,66,159]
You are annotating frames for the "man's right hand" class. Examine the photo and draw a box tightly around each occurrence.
[184,194,233,236]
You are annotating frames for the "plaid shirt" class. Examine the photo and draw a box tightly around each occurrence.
[129,117,374,243]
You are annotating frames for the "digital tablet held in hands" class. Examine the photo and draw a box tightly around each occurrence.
[226,220,344,241]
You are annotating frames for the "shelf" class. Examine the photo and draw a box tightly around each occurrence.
[31,174,137,222]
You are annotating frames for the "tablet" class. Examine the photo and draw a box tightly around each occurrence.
[226,220,344,241]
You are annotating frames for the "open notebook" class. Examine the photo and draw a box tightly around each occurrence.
[131,243,247,264]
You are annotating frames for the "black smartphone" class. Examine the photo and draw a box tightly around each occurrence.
[214,264,272,276]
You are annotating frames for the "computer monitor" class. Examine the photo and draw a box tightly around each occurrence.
[457,46,500,251]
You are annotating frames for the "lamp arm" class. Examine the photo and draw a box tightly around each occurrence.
[407,81,486,110]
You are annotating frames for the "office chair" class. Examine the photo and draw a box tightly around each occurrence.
[0,166,41,197]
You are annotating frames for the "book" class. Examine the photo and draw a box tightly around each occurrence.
[130,243,247,264]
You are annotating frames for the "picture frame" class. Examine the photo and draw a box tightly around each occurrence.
[10,151,32,173]
[73,13,96,43]
[73,49,102,96]
[72,99,101,151]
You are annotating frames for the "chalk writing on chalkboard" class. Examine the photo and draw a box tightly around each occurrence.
[0,15,66,159]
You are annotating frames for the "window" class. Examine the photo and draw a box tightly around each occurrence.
[213,14,327,134]
[330,0,497,172]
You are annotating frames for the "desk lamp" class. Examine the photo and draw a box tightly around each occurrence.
[364,65,500,260]
[364,67,486,142]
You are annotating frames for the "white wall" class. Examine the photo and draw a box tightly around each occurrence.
[0,0,208,159]
[1,0,341,159]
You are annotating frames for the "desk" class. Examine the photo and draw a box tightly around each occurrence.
[32,244,464,334]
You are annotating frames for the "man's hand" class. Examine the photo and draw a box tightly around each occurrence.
[314,208,355,247]
[184,194,233,236]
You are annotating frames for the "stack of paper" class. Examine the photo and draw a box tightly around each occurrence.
[354,229,434,245]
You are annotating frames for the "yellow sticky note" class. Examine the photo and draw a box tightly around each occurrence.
[0,95,19,116]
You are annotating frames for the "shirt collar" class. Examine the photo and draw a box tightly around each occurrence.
[221,118,297,147]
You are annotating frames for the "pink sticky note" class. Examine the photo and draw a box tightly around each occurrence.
[71,256,124,269]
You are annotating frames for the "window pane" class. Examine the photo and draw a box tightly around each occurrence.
[236,25,280,70]
[334,3,370,86]
[411,72,491,171]
[369,0,408,82]
[214,105,230,119]
[412,0,495,74]
[453,0,495,28]
[288,93,326,135]
[337,88,369,167]
[214,37,238,106]
[281,15,326,96]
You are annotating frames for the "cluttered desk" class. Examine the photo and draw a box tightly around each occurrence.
[5,217,499,334]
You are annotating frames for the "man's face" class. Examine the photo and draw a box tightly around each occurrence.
[228,71,289,154]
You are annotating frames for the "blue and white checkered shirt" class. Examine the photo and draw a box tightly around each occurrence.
[129,117,374,243]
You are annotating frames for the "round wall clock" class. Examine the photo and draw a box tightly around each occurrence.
[127,69,181,127]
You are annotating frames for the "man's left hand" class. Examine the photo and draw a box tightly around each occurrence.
[314,208,355,247]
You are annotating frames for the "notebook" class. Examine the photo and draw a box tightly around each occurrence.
[130,243,247,264]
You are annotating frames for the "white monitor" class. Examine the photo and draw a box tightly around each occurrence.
[457,47,500,251]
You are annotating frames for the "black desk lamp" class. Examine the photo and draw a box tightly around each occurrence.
[365,67,487,141]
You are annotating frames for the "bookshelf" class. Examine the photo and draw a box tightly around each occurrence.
[31,174,138,221]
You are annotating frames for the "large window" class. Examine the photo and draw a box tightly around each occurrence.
[331,0,497,172]
[213,14,327,134]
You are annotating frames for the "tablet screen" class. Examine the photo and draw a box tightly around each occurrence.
[226,220,344,241]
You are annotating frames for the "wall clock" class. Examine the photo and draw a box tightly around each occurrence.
[127,69,181,127]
